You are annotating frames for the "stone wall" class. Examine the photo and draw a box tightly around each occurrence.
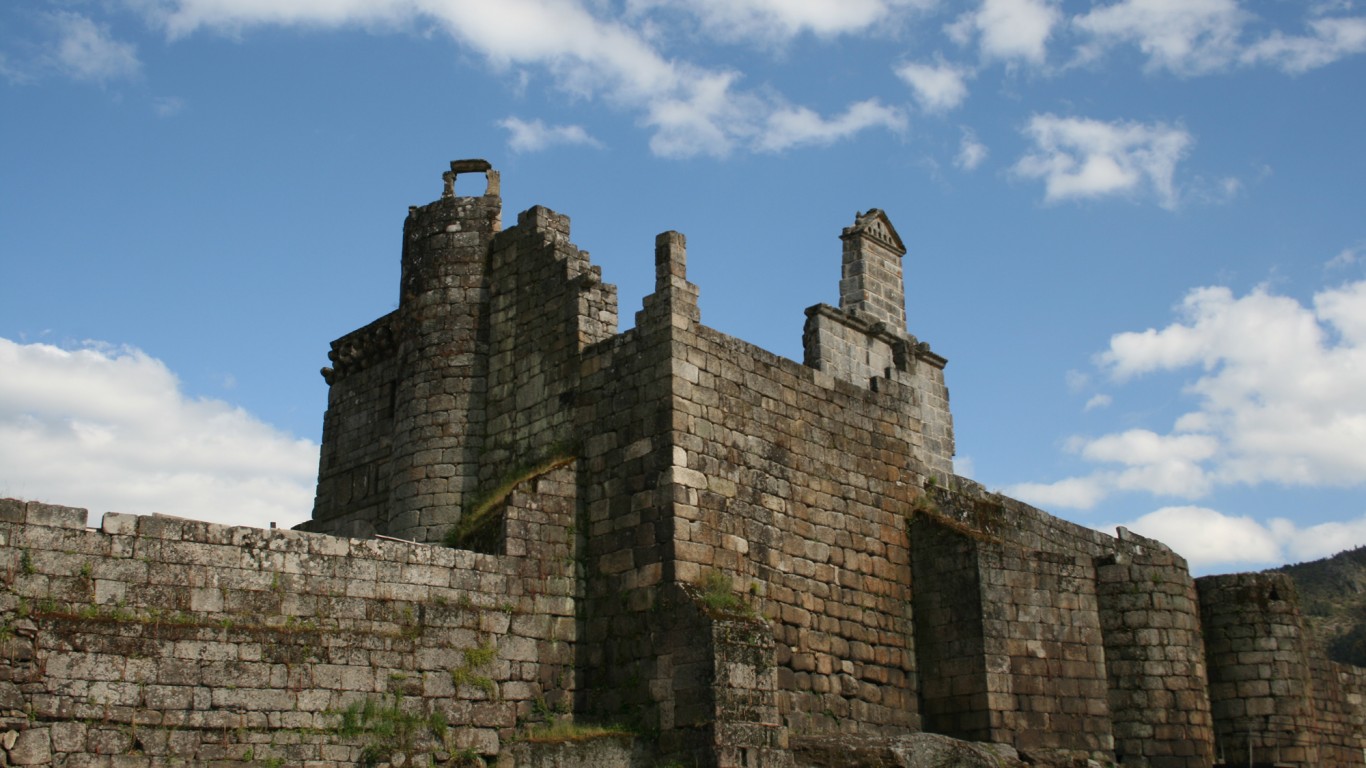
[386,189,500,543]
[908,483,1222,765]
[664,319,925,740]
[1198,572,1366,767]
[0,491,577,767]
[1095,531,1214,767]
[908,512,1114,763]
[910,515,989,741]
[311,311,401,539]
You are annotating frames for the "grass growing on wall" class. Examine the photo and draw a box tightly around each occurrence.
[444,452,575,551]
[449,639,498,698]
[520,720,632,743]
[695,570,756,619]
[334,691,451,767]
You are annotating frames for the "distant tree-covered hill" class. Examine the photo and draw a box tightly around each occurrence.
[1270,545,1366,668]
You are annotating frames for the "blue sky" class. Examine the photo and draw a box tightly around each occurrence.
[2,0,1364,574]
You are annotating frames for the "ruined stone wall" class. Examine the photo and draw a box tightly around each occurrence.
[571,233,739,764]
[904,347,953,478]
[482,205,617,477]
[1198,572,1365,767]
[0,494,576,766]
[55,165,1366,768]
[1095,531,1214,768]
[801,305,901,390]
[927,478,1115,560]
[978,547,1111,757]
[800,307,953,479]
[908,514,1113,762]
[1309,655,1366,766]
[311,312,400,538]
[910,516,989,740]
[386,192,501,543]
[911,483,1220,765]
[663,318,925,740]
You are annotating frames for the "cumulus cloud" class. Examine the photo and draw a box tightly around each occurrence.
[1327,245,1362,271]
[1083,394,1112,411]
[50,12,141,83]
[1006,476,1109,510]
[956,128,988,170]
[1012,280,1366,512]
[136,0,899,158]
[499,117,602,152]
[949,0,1061,66]
[754,99,906,153]
[625,0,924,44]
[895,60,972,113]
[1013,113,1192,209]
[1101,506,1366,573]
[1106,506,1283,571]
[1069,0,1366,75]
[0,338,318,530]
[1072,0,1246,75]
[1243,16,1366,73]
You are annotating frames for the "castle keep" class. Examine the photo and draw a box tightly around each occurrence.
[1,162,1362,767]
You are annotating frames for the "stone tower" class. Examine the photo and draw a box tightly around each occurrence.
[386,161,501,542]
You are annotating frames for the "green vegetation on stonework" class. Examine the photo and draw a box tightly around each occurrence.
[697,570,753,617]
[444,450,576,549]
[449,639,499,698]
[333,690,450,768]
[520,719,632,743]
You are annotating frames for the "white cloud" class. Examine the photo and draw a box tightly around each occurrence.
[1100,505,1366,572]
[499,116,602,152]
[50,12,141,83]
[950,0,1061,65]
[1084,394,1112,411]
[153,96,186,117]
[1107,506,1283,570]
[895,60,971,113]
[1005,476,1109,509]
[1013,113,1192,209]
[1243,16,1366,73]
[1018,280,1366,511]
[1009,430,1216,508]
[754,99,906,153]
[956,128,988,170]
[1072,0,1246,75]
[626,0,924,44]
[0,338,318,531]
[1069,1,1366,75]
[644,70,756,158]
[1080,429,1218,465]
[1327,245,1362,270]
[139,0,896,158]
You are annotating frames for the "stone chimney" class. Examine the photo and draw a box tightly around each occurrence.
[839,209,907,330]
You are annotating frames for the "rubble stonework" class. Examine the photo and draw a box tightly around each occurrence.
[1,162,1363,767]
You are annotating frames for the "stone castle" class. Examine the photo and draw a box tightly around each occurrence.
[0,161,1362,767]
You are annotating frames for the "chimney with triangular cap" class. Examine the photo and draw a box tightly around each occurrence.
[838,208,907,330]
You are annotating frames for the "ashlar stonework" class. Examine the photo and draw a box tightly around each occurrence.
[0,162,1362,767]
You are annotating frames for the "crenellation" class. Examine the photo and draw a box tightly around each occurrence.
[4,163,1363,767]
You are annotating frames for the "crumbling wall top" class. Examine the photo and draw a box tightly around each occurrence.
[442,158,500,198]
